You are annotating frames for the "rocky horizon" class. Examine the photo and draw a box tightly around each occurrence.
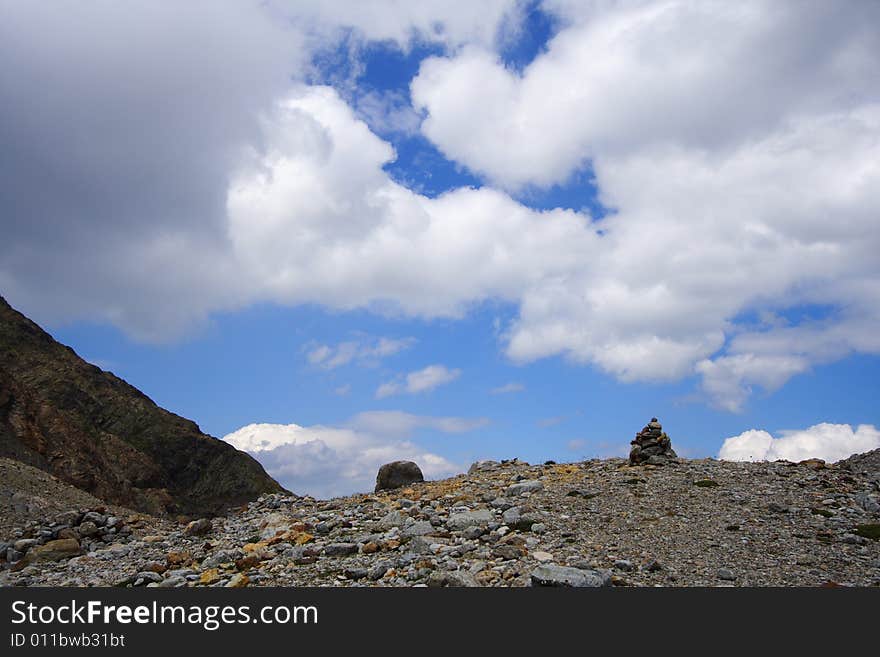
[2,446,878,587]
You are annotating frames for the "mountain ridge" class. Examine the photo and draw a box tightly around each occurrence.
[0,296,285,516]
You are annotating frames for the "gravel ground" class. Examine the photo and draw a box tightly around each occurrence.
[2,455,879,587]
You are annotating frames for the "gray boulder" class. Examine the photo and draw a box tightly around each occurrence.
[375,461,425,492]
[507,480,544,496]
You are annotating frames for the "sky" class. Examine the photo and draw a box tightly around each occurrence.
[1,1,879,498]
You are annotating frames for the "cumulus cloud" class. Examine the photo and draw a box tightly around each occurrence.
[2,0,879,414]
[375,364,462,398]
[410,1,880,406]
[718,423,880,463]
[223,410,485,497]
[0,1,524,339]
[306,336,415,369]
[490,382,525,394]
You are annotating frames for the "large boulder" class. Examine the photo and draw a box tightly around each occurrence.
[375,461,424,492]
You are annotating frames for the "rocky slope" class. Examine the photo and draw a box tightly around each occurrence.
[0,296,284,516]
[0,457,136,539]
[2,453,878,587]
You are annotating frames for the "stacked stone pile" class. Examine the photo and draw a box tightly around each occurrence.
[629,418,677,465]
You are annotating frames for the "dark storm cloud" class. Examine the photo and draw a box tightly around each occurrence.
[0,1,303,338]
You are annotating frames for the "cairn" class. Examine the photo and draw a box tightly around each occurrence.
[629,417,677,465]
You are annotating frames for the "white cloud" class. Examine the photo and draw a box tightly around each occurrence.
[719,423,880,463]
[412,2,880,189]
[490,382,525,394]
[375,381,403,400]
[695,354,811,413]
[566,439,586,452]
[2,0,879,414]
[408,1,880,407]
[0,1,524,340]
[306,336,415,369]
[348,410,488,437]
[223,410,485,497]
[406,364,461,393]
[376,364,462,398]
[334,383,351,396]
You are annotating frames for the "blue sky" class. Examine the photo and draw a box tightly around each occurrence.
[3,1,879,497]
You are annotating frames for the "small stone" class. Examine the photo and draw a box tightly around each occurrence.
[493,545,523,560]
[403,520,435,537]
[225,573,250,588]
[13,539,37,553]
[158,575,187,588]
[468,461,499,474]
[501,506,537,531]
[507,480,544,496]
[407,537,433,555]
[532,551,554,562]
[377,510,410,530]
[184,518,213,536]
[361,541,380,554]
[199,569,221,585]
[166,551,191,566]
[11,538,81,571]
[343,567,367,580]
[718,568,737,581]
[462,526,485,540]
[78,521,99,537]
[426,571,479,587]
[530,564,610,587]
[82,511,106,526]
[324,543,359,556]
[614,559,634,571]
[368,564,390,581]
[235,555,261,570]
[134,571,163,585]
[446,509,494,531]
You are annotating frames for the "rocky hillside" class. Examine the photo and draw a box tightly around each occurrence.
[2,452,878,587]
[0,296,284,516]
[0,457,136,539]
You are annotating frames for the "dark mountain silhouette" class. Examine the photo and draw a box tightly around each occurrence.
[0,296,284,516]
